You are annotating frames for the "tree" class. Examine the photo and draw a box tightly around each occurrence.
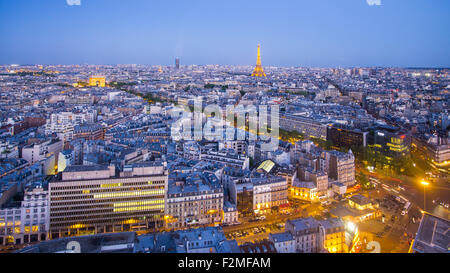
[356,172,372,190]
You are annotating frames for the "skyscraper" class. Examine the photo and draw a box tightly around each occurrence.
[251,44,266,77]
[175,58,180,69]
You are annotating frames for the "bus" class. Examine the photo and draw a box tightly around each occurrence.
[402,202,411,215]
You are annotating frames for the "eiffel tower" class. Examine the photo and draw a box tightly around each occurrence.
[251,44,266,77]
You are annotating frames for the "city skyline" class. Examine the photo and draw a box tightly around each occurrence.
[0,0,449,257]
[0,0,449,67]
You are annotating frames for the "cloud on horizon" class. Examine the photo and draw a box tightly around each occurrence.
[367,0,382,6]
[66,0,81,6]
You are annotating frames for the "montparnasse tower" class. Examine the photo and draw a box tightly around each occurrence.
[251,44,266,77]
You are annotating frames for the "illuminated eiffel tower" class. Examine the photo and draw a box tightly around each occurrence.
[251,44,266,77]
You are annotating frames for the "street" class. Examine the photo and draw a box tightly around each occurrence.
[223,202,325,244]
[364,169,449,220]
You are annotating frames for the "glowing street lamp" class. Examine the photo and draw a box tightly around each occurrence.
[420,180,429,211]
[346,221,356,233]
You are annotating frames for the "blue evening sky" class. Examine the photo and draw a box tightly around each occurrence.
[0,0,449,67]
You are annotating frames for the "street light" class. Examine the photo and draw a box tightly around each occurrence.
[420,180,429,211]
[346,221,356,233]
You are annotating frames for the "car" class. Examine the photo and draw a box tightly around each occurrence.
[440,202,450,209]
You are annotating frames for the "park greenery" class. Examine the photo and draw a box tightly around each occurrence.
[204,84,229,91]
[111,81,174,104]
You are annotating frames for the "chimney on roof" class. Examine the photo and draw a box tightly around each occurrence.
[108,165,116,177]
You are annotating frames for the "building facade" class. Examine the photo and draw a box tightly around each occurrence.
[0,186,49,246]
[327,150,355,187]
[48,162,168,239]
[252,176,288,214]
[327,126,368,149]
[280,115,327,140]
[165,172,223,229]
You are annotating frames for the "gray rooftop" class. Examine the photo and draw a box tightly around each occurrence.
[269,232,294,243]
[63,164,110,173]
[16,232,137,253]
[412,213,450,253]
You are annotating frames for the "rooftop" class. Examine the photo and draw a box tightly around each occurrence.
[412,213,450,253]
[16,232,137,253]
[349,194,371,206]
[269,232,294,243]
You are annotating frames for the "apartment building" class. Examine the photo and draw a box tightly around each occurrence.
[252,175,288,214]
[165,172,223,229]
[200,149,250,170]
[285,217,321,253]
[22,138,63,165]
[0,185,49,246]
[327,150,355,187]
[269,232,295,253]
